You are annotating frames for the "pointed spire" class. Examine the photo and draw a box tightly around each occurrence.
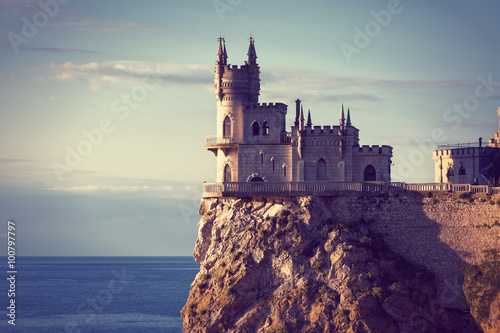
[247,34,257,65]
[299,104,305,130]
[295,99,301,126]
[340,104,345,132]
[346,108,351,126]
[217,36,224,62]
[307,109,312,127]
[222,38,228,64]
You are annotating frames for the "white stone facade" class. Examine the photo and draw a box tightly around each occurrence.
[432,107,500,185]
[206,37,393,184]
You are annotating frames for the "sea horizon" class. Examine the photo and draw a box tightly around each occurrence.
[0,256,198,332]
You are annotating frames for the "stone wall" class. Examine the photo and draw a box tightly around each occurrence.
[318,191,500,308]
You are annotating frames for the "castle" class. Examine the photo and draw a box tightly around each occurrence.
[205,37,392,184]
[432,108,500,185]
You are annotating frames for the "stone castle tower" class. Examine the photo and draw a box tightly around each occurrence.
[206,37,392,184]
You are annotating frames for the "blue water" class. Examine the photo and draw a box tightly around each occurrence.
[0,257,199,332]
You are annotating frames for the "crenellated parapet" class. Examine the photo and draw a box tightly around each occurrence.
[243,102,287,114]
[354,145,392,155]
[433,146,498,159]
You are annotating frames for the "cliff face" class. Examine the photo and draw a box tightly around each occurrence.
[181,195,483,332]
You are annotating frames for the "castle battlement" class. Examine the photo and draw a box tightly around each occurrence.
[433,146,498,158]
[354,145,392,155]
[244,102,287,113]
[301,125,360,136]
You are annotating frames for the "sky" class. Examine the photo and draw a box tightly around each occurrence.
[1,0,500,256]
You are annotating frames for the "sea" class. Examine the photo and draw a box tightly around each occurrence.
[0,256,199,332]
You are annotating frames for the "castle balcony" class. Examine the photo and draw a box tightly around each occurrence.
[202,181,500,197]
[205,135,238,156]
[280,132,291,143]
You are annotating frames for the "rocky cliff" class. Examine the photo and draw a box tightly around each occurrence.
[181,195,486,332]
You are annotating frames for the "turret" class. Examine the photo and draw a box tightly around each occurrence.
[299,104,305,131]
[213,37,260,106]
[306,109,312,128]
[222,38,228,64]
[346,108,351,126]
[247,35,257,65]
[339,104,345,132]
[295,99,301,126]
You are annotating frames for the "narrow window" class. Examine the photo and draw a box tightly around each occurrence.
[283,164,287,177]
[259,150,264,164]
[317,158,327,179]
[224,164,231,182]
[446,166,454,183]
[271,157,275,170]
[363,165,376,181]
[459,166,466,184]
[263,121,270,136]
[252,122,260,136]
[223,116,232,138]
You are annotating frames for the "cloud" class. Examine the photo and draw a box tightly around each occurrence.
[35,60,213,88]
[0,0,38,13]
[461,118,497,127]
[262,67,482,93]
[50,18,161,32]
[37,96,57,105]
[49,185,175,193]
[19,46,95,53]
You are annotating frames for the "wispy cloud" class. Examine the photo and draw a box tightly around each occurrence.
[19,46,95,53]
[49,185,174,193]
[0,0,38,13]
[460,118,497,128]
[34,61,213,88]
[259,67,486,105]
[50,18,162,32]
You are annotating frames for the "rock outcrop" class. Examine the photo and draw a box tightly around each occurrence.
[464,248,500,333]
[181,196,483,332]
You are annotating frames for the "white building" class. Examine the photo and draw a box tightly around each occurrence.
[432,107,500,185]
[206,37,393,184]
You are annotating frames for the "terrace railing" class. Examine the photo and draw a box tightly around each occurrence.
[202,181,500,197]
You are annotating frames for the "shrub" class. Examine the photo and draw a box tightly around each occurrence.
[496,198,500,206]
[432,198,440,204]
[372,287,385,302]
[313,260,325,271]
[464,249,500,323]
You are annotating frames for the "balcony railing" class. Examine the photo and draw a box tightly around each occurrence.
[205,136,235,145]
[437,142,480,149]
[202,181,500,197]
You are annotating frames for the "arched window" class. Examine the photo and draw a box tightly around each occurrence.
[283,164,287,177]
[459,166,466,184]
[271,156,275,170]
[223,116,232,138]
[224,164,231,182]
[446,166,454,183]
[252,121,260,136]
[263,121,270,136]
[364,165,376,181]
[250,177,264,182]
[317,158,327,179]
